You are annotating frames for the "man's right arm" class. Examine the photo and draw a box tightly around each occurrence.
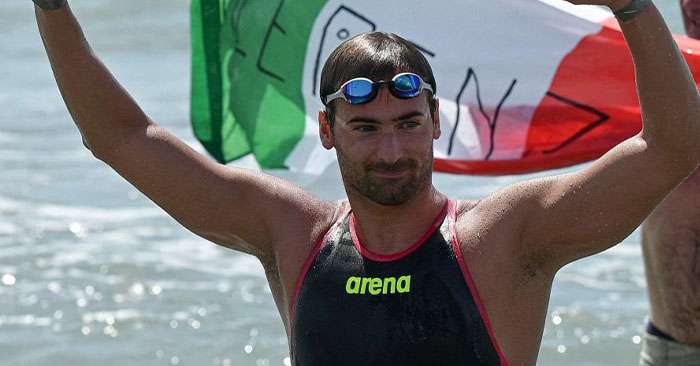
[33,2,333,261]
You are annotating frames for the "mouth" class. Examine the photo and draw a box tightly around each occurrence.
[370,169,409,178]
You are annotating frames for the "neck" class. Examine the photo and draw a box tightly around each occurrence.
[346,185,448,255]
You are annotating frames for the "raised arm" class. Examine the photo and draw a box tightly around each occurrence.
[32,1,334,262]
[498,0,700,272]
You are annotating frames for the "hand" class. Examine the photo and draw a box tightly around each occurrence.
[32,0,66,11]
[564,0,633,12]
[681,0,700,39]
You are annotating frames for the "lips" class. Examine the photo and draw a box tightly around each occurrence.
[370,169,408,178]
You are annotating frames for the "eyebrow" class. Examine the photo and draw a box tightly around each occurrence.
[346,111,426,124]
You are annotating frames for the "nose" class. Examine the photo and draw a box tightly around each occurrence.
[375,131,403,165]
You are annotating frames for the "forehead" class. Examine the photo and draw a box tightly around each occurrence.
[333,87,430,122]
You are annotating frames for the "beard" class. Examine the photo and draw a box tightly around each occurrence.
[337,147,433,206]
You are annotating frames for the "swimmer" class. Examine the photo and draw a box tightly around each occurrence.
[31,0,700,364]
[637,2,700,364]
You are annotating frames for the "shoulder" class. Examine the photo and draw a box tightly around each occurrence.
[265,198,347,299]
[452,178,549,233]
[269,198,346,262]
[452,191,523,228]
[451,194,527,261]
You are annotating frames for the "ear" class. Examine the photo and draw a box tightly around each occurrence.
[432,98,441,140]
[319,110,335,150]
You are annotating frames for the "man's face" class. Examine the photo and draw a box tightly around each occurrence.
[320,86,440,206]
[682,0,700,39]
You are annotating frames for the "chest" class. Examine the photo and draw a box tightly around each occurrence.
[290,217,504,365]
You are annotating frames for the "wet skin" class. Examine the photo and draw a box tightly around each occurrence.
[270,87,562,364]
[34,1,700,365]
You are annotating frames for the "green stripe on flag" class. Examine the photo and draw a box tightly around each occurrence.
[191,0,327,168]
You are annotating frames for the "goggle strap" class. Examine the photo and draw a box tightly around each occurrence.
[324,89,346,105]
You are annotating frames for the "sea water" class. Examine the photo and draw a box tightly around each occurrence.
[0,1,689,365]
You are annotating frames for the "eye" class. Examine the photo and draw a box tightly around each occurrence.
[401,121,420,129]
[354,125,377,133]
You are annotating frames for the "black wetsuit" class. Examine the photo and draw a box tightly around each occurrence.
[290,200,506,365]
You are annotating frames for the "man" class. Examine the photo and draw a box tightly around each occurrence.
[637,1,700,364]
[32,0,700,364]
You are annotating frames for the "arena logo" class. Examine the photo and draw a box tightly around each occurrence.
[345,275,411,295]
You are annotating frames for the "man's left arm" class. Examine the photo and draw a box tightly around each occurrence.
[516,0,700,272]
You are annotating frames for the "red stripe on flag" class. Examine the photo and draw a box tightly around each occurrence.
[435,18,700,175]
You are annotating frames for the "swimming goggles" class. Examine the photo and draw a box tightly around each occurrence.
[322,72,434,106]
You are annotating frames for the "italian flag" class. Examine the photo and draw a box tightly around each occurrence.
[191,0,700,176]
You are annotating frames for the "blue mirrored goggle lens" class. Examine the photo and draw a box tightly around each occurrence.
[343,79,375,104]
[332,74,427,105]
[392,74,421,97]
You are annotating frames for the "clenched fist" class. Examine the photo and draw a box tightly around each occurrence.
[32,0,66,11]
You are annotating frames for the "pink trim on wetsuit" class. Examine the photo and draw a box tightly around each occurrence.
[448,200,510,365]
[348,200,449,262]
